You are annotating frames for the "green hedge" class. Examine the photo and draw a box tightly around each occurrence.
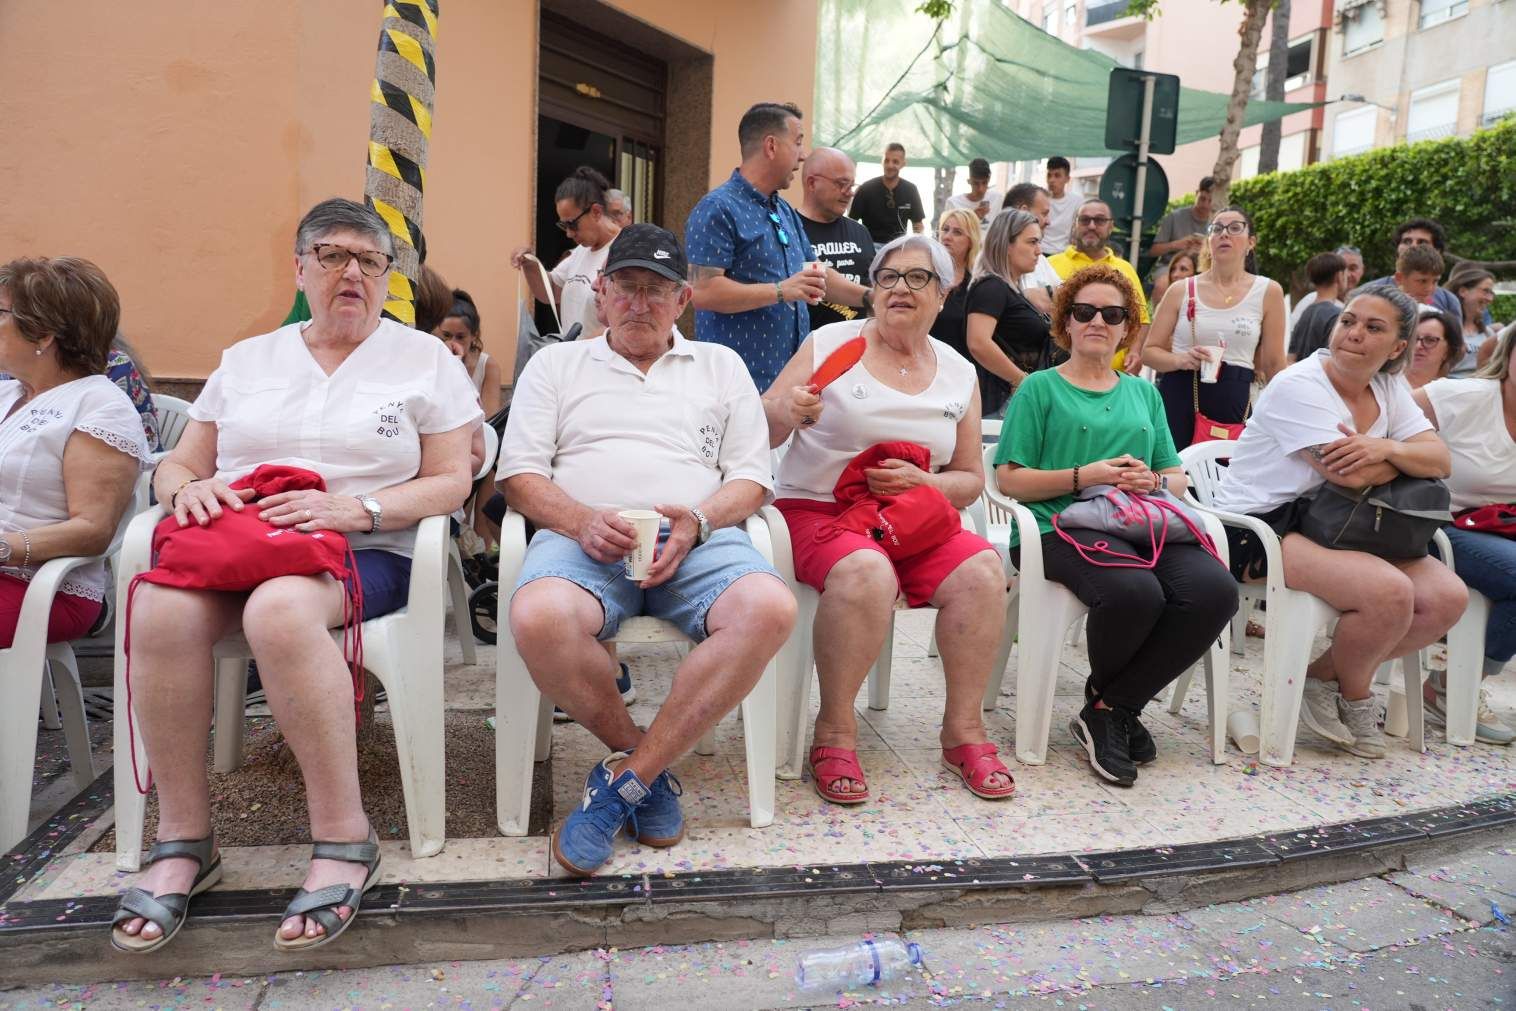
[1166,119,1516,291]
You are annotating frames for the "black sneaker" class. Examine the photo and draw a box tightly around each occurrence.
[1086,683,1156,764]
[554,663,637,722]
[1070,702,1138,786]
[245,661,266,712]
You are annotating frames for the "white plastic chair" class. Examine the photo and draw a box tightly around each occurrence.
[1178,440,1429,766]
[494,507,779,836]
[150,394,193,458]
[113,509,453,871]
[982,461,1231,765]
[0,474,149,851]
[443,423,500,665]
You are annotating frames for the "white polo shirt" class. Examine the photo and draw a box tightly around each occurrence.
[191,319,483,556]
[498,329,773,511]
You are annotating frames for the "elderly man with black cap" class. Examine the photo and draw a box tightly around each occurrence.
[497,224,797,877]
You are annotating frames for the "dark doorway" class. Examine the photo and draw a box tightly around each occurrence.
[534,115,617,277]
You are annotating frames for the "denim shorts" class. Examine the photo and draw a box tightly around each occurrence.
[512,525,779,643]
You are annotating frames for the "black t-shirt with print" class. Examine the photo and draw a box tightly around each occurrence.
[799,213,877,331]
[849,177,925,244]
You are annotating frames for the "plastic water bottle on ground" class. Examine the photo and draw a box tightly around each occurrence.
[795,938,924,990]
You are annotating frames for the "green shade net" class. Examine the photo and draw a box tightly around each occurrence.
[814,0,1319,167]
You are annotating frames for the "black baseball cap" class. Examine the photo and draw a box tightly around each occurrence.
[603,223,688,283]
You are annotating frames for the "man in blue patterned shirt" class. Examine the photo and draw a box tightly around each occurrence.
[687,102,866,392]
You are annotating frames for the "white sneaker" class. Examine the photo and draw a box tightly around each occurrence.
[1336,695,1387,759]
[1299,678,1354,745]
[1475,687,1516,746]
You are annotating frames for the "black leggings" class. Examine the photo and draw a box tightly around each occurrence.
[1156,366,1254,448]
[1015,528,1239,711]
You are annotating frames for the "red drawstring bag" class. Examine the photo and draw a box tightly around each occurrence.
[1453,503,1516,538]
[820,441,963,562]
[123,464,364,794]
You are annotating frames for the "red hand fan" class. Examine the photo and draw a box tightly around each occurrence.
[807,336,866,393]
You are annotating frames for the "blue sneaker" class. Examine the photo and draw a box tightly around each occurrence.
[631,768,684,848]
[552,753,648,876]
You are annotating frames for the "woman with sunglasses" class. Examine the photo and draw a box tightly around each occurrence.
[963,209,1063,418]
[764,233,1012,807]
[994,264,1237,786]
[115,199,481,954]
[1141,207,1287,447]
[1404,307,1465,390]
[510,166,622,340]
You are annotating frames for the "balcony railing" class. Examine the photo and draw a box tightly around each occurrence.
[1086,0,1129,28]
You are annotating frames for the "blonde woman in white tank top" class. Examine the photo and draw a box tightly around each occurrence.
[1142,207,1287,447]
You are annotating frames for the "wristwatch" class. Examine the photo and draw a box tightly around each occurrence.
[690,507,712,544]
[355,495,383,534]
[0,536,10,565]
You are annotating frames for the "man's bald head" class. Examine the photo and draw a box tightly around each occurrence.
[802,146,858,222]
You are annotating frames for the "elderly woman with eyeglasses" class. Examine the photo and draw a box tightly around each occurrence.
[510,165,623,340]
[763,234,1012,807]
[114,199,481,955]
[995,264,1238,787]
[1142,207,1287,447]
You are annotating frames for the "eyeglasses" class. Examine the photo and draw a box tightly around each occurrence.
[608,276,681,304]
[815,174,855,193]
[1077,214,1111,226]
[1207,220,1249,236]
[555,205,594,233]
[1068,303,1130,325]
[309,243,393,278]
[873,267,938,291]
[767,211,790,247]
[1414,334,1445,348]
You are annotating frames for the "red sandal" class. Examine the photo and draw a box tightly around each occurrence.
[941,742,1016,800]
[808,745,870,805]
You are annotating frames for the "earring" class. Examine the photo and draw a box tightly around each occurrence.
[35,347,43,356]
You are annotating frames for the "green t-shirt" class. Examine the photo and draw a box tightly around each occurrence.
[992,368,1181,545]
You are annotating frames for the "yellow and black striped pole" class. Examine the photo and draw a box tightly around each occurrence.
[365,0,438,326]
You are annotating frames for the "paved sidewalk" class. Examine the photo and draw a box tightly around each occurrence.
[6,843,1510,1009]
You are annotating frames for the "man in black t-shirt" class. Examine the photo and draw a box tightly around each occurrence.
[798,147,874,330]
[849,142,925,244]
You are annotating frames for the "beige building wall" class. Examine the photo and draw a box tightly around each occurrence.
[0,0,817,381]
[1322,0,1516,157]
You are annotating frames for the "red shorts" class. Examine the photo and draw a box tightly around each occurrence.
[776,499,996,607]
[0,573,103,649]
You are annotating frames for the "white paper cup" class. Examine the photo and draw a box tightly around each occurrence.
[1198,345,1223,384]
[1227,708,1260,755]
[805,261,826,304]
[618,509,661,581]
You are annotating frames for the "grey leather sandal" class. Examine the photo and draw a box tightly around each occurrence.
[110,835,223,954]
[273,829,381,951]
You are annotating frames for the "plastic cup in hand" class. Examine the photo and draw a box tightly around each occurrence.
[806,261,827,304]
[1198,345,1223,384]
[618,509,661,581]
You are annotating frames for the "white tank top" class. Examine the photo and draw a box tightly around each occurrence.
[469,351,491,392]
[774,320,977,503]
[1174,274,1269,370]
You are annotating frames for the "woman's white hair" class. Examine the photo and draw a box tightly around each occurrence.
[868,233,955,291]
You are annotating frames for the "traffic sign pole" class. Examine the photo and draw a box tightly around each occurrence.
[1129,73,1156,265]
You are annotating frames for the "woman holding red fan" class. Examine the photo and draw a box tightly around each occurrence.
[762,233,1013,807]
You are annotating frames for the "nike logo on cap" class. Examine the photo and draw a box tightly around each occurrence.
[653,250,670,259]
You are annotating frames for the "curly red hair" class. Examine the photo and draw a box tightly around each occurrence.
[1051,264,1143,351]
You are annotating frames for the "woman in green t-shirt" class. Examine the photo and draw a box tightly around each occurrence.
[993,264,1238,787]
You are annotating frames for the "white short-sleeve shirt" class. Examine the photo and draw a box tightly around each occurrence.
[549,243,611,340]
[496,328,773,511]
[190,320,483,556]
[0,375,150,600]
[1423,376,1516,511]
[774,320,977,503]
[1212,350,1434,516]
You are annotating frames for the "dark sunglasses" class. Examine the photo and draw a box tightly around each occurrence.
[555,205,594,233]
[1069,303,1129,325]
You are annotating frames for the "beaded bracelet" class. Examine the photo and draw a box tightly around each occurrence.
[20,530,31,568]
[1072,465,1081,495]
